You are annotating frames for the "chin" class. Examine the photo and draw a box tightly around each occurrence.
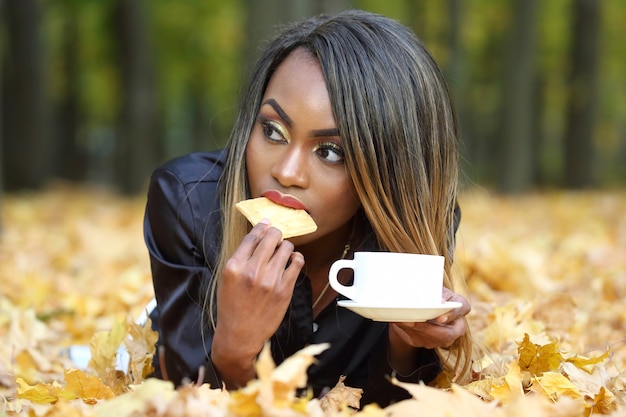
[287,231,319,247]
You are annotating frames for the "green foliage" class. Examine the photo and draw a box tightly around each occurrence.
[149,1,244,105]
[13,0,626,188]
[44,1,118,124]
[597,0,626,185]
[148,0,245,153]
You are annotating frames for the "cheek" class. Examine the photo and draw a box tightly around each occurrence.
[317,179,360,220]
[340,182,361,219]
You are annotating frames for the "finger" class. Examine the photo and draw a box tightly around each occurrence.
[280,251,305,288]
[265,238,296,273]
[394,319,466,349]
[233,219,273,258]
[245,225,285,264]
[254,225,285,252]
[440,290,471,316]
[428,314,467,334]
[432,314,452,325]
[442,286,455,301]
[389,322,441,350]
[432,304,467,325]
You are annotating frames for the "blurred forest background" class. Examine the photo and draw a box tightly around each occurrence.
[0,0,624,198]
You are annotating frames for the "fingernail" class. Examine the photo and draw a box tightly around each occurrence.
[437,315,448,324]
[258,218,271,225]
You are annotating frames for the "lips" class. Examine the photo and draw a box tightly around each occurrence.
[262,190,307,211]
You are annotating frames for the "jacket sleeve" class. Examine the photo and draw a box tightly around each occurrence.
[143,165,222,387]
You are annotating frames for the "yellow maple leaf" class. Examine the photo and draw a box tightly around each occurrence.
[270,343,330,395]
[530,371,584,403]
[229,343,329,416]
[16,369,114,405]
[464,378,496,401]
[88,317,127,380]
[517,333,562,376]
[319,375,363,412]
[64,369,115,404]
[386,382,499,417]
[35,401,95,417]
[141,383,230,416]
[560,361,605,397]
[124,317,157,383]
[14,350,41,385]
[227,345,270,417]
[255,341,275,383]
[505,390,583,417]
[563,349,610,373]
[92,378,176,417]
[480,302,544,352]
[490,360,525,404]
[590,386,617,415]
[229,387,263,417]
[16,377,63,404]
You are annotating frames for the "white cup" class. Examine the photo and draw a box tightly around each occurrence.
[328,252,445,307]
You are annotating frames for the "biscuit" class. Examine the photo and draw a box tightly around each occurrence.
[235,197,318,238]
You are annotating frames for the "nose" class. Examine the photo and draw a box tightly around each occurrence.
[270,146,309,188]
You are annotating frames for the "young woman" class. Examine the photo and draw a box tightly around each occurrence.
[144,9,472,407]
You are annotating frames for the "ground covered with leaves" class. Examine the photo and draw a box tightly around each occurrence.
[1,183,624,416]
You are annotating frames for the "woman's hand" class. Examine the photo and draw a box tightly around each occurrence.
[211,220,304,388]
[387,287,470,374]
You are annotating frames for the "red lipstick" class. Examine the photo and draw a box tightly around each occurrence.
[262,190,307,210]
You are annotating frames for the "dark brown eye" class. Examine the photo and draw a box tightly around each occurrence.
[257,116,287,143]
[315,142,344,164]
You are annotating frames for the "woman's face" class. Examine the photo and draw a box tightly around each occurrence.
[246,48,360,244]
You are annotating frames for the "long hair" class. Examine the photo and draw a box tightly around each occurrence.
[208,9,473,383]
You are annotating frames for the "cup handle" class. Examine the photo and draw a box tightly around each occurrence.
[328,259,357,300]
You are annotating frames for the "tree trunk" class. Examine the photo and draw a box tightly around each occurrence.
[114,0,161,195]
[497,0,537,193]
[2,0,50,191]
[55,4,85,182]
[243,0,348,70]
[243,0,293,69]
[563,0,600,189]
[445,0,473,187]
[499,0,536,193]
[532,74,546,185]
[190,85,209,152]
[407,1,428,38]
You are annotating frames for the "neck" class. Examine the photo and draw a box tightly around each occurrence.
[299,220,357,316]
[297,223,353,276]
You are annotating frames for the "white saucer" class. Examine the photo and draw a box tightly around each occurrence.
[337,300,463,322]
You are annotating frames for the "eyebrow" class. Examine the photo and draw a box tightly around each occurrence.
[262,98,340,138]
[262,99,293,127]
[311,128,340,137]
